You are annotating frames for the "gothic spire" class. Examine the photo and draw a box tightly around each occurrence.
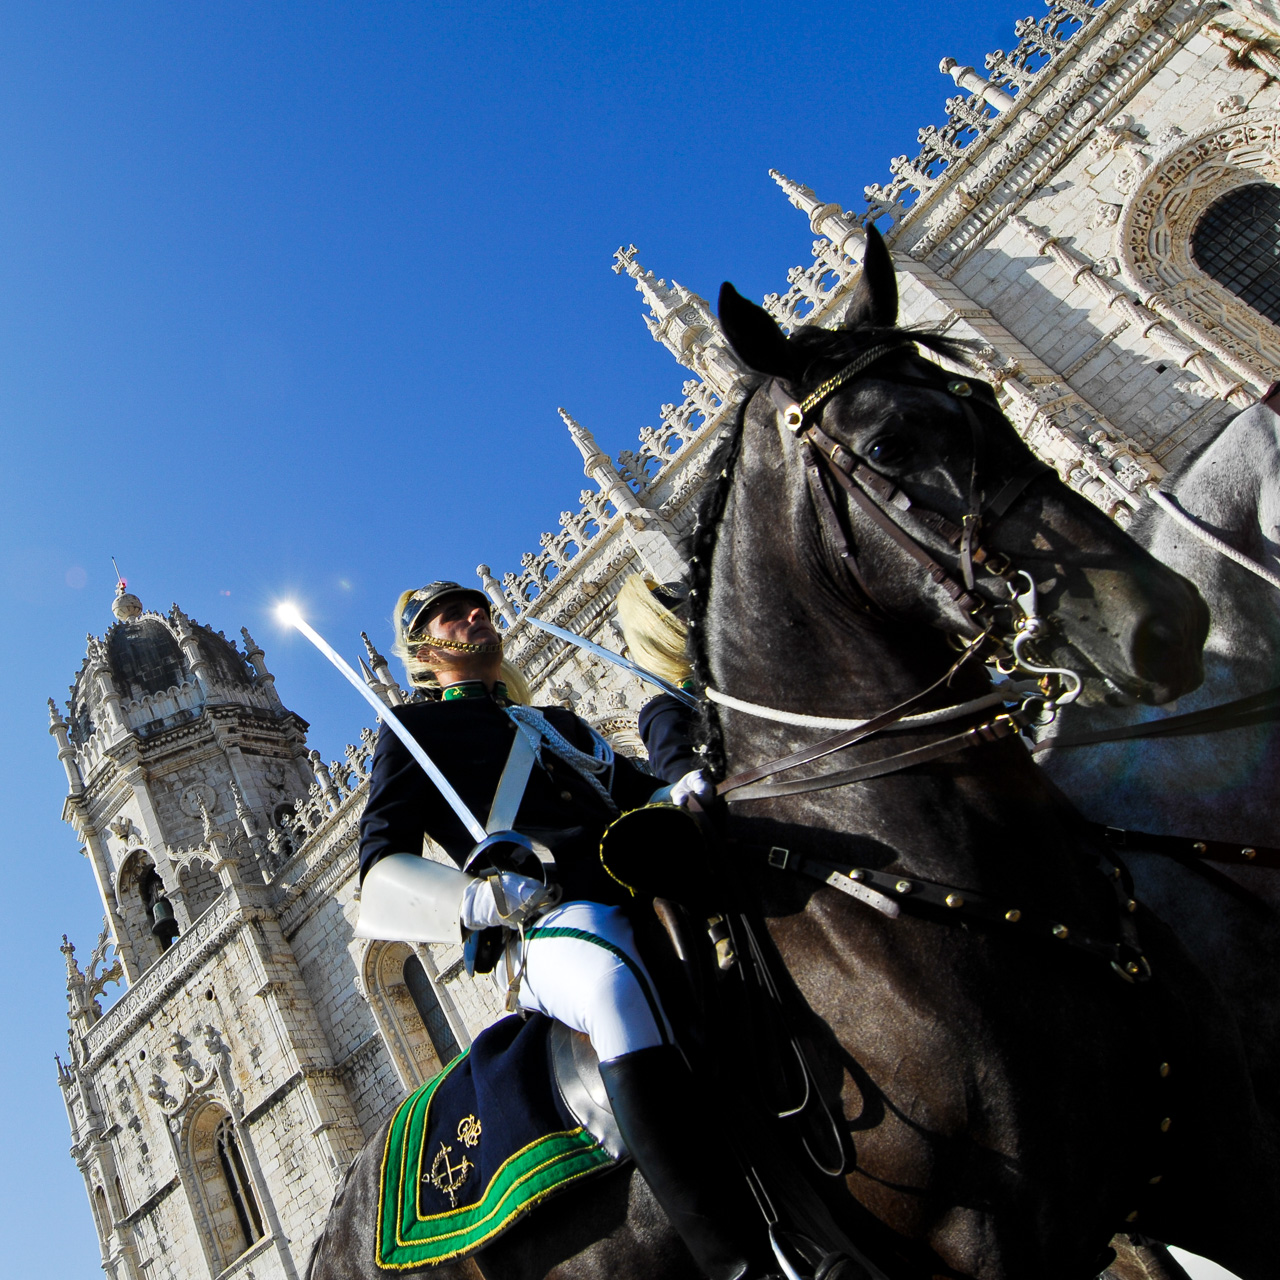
[558,408,639,516]
[611,245,745,397]
[770,170,866,262]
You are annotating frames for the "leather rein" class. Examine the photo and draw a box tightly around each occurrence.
[716,343,1051,803]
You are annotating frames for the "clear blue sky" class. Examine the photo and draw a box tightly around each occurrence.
[8,5,1227,1278]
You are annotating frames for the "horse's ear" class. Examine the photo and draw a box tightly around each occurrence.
[841,224,898,330]
[718,282,795,379]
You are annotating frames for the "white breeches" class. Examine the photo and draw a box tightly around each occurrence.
[493,900,671,1062]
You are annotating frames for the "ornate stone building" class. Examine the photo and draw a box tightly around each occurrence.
[54,1,1280,1274]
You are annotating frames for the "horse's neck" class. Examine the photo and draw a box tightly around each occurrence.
[1039,404,1280,845]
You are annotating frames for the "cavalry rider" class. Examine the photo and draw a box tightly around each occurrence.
[358,581,770,1280]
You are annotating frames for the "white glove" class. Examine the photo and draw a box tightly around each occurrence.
[460,871,561,930]
[670,768,715,809]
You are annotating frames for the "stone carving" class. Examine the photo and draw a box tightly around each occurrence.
[857,1,1102,230]
[1116,111,1280,384]
[146,1025,241,1123]
[1091,201,1123,228]
[180,784,217,818]
[86,896,240,1065]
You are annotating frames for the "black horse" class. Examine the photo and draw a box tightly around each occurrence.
[309,230,1274,1280]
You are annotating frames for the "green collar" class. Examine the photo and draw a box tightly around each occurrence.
[441,681,509,705]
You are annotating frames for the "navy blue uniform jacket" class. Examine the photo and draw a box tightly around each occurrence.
[358,697,658,907]
[637,693,699,784]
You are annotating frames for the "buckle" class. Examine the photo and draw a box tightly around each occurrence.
[768,846,792,870]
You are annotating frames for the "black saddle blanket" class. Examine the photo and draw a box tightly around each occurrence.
[376,1013,620,1268]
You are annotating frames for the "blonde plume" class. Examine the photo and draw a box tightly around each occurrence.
[615,574,691,686]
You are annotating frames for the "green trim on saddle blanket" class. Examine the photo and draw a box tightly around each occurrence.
[376,1049,616,1269]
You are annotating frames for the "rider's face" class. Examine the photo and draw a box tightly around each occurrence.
[421,596,500,649]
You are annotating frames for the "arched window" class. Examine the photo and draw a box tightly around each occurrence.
[93,1185,111,1238]
[190,1105,265,1267]
[214,1117,264,1254]
[403,953,460,1065]
[1190,183,1280,326]
[362,941,474,1088]
[114,851,170,972]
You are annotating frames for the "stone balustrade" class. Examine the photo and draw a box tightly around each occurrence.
[858,1,1101,228]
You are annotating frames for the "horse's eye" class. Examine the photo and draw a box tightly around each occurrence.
[864,437,905,468]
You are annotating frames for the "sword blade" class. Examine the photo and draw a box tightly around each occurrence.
[524,617,700,709]
[279,606,488,843]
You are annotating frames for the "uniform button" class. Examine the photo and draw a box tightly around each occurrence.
[560,790,573,802]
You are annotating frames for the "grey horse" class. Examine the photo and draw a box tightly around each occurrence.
[1036,398,1280,1198]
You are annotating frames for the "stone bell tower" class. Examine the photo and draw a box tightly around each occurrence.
[51,583,315,981]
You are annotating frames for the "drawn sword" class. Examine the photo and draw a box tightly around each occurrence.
[275,602,488,843]
[523,616,700,709]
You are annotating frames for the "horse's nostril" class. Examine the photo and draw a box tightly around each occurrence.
[1131,617,1181,670]
[1130,611,1203,696]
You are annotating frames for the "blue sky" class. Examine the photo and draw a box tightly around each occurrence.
[5,4,1219,1276]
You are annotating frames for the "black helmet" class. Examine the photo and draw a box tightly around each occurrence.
[399,582,492,642]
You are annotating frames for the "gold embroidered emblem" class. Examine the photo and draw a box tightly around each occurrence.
[457,1114,482,1149]
[427,1141,473,1207]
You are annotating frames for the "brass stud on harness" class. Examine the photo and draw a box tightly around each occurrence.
[1159,1117,1172,1133]
[945,893,965,908]
[1242,847,1257,860]
[1193,841,1207,853]
[1125,1210,1139,1224]
[894,879,914,895]
[1004,909,1022,923]
[1126,899,1138,913]
[1052,924,1070,940]
[1159,1062,1171,1078]
[782,404,805,433]
[848,869,867,882]
[1125,961,1142,976]
[947,379,973,397]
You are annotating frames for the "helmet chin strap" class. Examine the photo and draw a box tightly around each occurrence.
[417,634,504,656]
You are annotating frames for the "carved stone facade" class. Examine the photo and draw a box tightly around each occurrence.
[55,2,1280,1275]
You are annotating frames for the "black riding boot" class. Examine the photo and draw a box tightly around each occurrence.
[599,1044,774,1280]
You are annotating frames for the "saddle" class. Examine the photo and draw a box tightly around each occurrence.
[374,829,881,1275]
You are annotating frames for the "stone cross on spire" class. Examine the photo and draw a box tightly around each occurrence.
[611,245,744,399]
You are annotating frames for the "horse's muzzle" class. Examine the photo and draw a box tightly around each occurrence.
[1123,588,1210,704]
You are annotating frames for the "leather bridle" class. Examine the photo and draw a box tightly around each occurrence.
[711,344,1154,983]
[716,344,1058,803]
[768,341,1049,629]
